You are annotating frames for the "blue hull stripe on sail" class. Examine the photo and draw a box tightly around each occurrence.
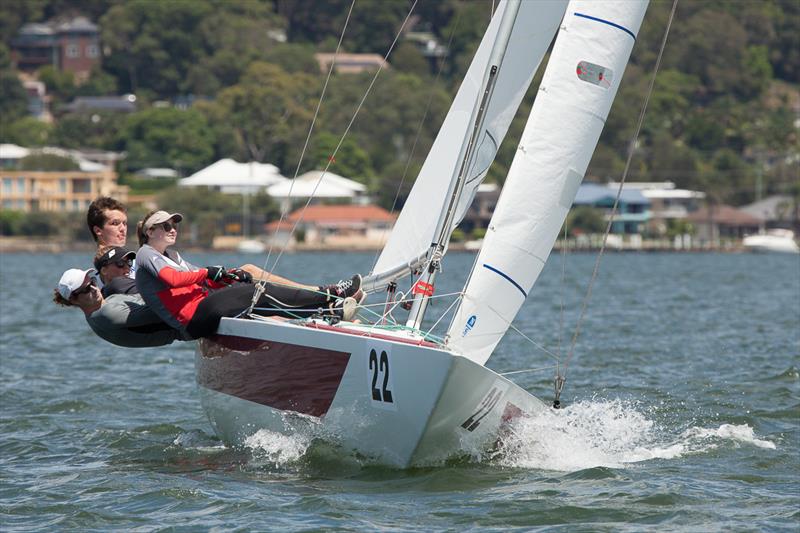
[483,264,527,298]
[574,12,637,40]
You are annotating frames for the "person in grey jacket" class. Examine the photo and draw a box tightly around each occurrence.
[53,268,180,348]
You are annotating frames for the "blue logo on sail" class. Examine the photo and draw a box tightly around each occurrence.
[462,315,477,336]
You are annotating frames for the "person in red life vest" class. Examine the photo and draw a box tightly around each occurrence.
[134,210,363,339]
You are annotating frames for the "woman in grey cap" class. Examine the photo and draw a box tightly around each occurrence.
[134,210,363,339]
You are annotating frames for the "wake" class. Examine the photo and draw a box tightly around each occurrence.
[494,398,776,472]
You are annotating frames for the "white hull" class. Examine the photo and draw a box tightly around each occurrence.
[195,317,547,467]
[742,232,799,254]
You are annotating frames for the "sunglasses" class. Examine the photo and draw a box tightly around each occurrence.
[71,279,96,298]
[158,221,179,232]
[105,259,132,269]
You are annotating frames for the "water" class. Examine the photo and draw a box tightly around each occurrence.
[1,251,798,531]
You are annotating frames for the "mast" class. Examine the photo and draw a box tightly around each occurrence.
[405,0,521,330]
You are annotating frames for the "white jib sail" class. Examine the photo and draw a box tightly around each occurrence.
[371,0,567,279]
[447,0,649,366]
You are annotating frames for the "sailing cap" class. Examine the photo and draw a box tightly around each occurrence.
[143,211,183,232]
[94,246,135,270]
[57,268,96,299]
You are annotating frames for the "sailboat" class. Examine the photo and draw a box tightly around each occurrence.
[196,0,649,467]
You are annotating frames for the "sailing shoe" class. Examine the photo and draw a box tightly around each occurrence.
[322,274,362,301]
[329,296,359,322]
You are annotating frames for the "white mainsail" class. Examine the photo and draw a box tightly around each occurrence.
[447,0,649,366]
[370,0,567,280]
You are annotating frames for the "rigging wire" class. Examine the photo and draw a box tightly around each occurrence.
[369,8,463,273]
[248,0,357,314]
[554,0,680,405]
[260,0,420,282]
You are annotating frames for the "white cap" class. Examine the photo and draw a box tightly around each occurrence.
[57,268,96,299]
[142,210,183,232]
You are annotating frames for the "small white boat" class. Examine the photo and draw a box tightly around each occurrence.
[743,229,800,254]
[236,239,267,254]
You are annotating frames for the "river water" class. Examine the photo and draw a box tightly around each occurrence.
[1,251,798,531]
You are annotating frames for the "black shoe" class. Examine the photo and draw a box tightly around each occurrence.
[324,274,361,301]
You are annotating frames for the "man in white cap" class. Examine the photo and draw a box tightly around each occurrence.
[53,268,180,348]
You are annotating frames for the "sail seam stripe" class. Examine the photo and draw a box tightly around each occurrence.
[573,13,636,40]
[482,263,527,298]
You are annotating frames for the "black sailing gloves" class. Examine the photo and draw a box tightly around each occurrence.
[206,266,254,284]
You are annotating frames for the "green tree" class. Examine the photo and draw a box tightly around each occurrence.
[18,153,79,170]
[50,112,126,150]
[154,185,240,247]
[566,206,606,237]
[37,65,76,105]
[118,107,215,174]
[215,62,316,168]
[0,46,28,124]
[1,116,52,146]
[309,131,374,184]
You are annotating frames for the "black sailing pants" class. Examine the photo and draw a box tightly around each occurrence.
[185,282,328,339]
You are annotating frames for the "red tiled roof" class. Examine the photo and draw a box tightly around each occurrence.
[286,204,396,223]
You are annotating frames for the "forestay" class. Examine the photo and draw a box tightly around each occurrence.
[370,0,567,280]
[447,0,650,366]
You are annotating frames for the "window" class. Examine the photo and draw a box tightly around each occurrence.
[16,178,25,193]
[66,43,80,58]
[72,199,81,211]
[59,178,67,193]
[59,199,66,210]
[86,44,99,58]
[72,178,91,194]
[2,178,11,194]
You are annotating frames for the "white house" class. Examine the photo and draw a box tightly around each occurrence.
[179,159,287,194]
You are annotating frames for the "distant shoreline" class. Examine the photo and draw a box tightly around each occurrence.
[0,236,755,254]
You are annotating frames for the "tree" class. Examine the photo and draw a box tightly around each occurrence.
[1,116,52,146]
[215,62,317,169]
[118,107,215,174]
[18,153,79,170]
[0,45,28,124]
[309,131,374,184]
[566,206,606,237]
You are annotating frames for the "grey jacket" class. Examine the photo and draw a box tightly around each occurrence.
[85,293,182,348]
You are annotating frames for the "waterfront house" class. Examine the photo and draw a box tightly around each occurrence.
[685,204,762,246]
[573,182,651,234]
[267,204,396,249]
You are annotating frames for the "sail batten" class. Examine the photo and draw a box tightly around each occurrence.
[446,0,650,366]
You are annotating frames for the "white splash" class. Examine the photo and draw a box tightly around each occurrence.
[244,429,311,465]
[496,399,776,471]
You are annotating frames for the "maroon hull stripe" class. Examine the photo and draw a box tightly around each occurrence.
[197,335,350,418]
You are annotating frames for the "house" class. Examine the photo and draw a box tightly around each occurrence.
[685,205,762,246]
[62,94,138,113]
[314,53,390,74]
[0,143,127,212]
[179,159,287,194]
[607,181,705,236]
[573,182,651,234]
[11,17,100,82]
[266,204,396,249]
[266,170,369,213]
